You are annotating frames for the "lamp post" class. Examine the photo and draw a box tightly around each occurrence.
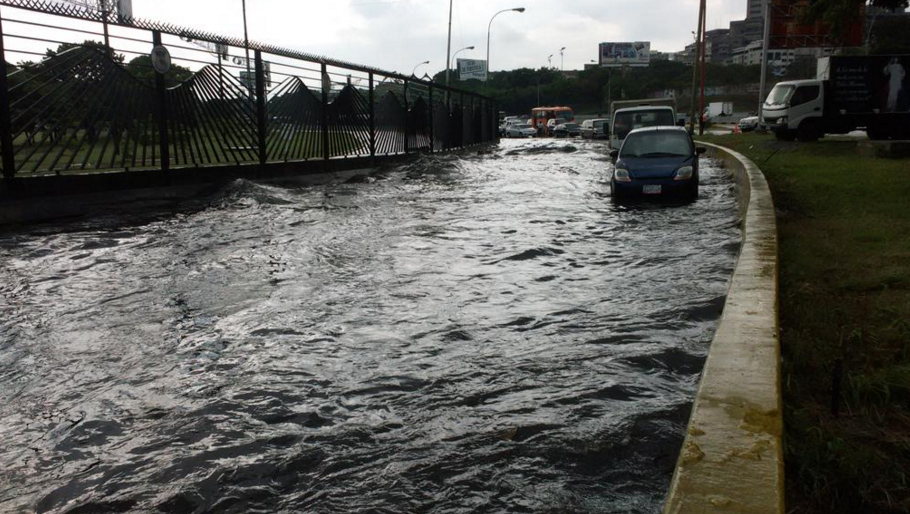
[451,46,475,78]
[412,60,430,77]
[242,0,252,92]
[445,0,454,87]
[486,7,525,82]
[560,46,566,70]
[548,54,553,68]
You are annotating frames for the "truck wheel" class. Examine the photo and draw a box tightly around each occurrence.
[797,121,820,142]
[775,130,796,142]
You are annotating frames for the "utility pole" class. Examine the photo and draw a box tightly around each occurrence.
[758,0,772,124]
[688,0,705,134]
[242,0,252,95]
[445,0,453,88]
[699,0,707,136]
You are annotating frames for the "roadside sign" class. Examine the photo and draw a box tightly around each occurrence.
[598,42,650,68]
[457,59,488,81]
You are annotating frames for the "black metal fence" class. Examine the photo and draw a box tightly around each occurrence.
[0,0,497,182]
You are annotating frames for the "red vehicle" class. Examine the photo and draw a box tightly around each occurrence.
[531,106,575,135]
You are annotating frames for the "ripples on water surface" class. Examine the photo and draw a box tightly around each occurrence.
[0,139,740,513]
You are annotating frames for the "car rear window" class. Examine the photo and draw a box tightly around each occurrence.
[620,131,693,158]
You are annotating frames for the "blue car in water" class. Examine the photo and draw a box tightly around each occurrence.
[609,126,705,202]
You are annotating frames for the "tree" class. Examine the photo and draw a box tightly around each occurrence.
[125,55,194,86]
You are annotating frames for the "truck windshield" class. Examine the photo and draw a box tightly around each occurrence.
[765,84,795,106]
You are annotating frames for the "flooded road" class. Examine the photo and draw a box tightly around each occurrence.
[0,138,740,513]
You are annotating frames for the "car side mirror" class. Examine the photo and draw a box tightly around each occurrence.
[696,147,707,155]
[609,149,619,159]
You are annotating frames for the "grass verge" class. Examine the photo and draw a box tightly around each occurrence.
[699,132,910,514]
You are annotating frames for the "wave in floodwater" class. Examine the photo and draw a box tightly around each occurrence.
[0,138,740,514]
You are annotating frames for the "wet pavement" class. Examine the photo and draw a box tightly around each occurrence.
[0,138,741,513]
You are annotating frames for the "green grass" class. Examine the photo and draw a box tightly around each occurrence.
[699,132,910,514]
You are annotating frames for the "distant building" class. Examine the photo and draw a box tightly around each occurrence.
[746,0,764,20]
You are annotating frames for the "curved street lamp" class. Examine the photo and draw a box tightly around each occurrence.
[451,45,475,77]
[560,46,566,70]
[411,60,430,76]
[548,54,553,68]
[486,7,525,80]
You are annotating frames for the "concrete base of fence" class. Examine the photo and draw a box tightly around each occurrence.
[0,149,494,226]
[663,143,783,514]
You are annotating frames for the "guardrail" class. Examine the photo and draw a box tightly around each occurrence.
[0,0,496,182]
[664,142,783,514]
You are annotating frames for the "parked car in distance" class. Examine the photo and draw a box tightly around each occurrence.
[545,117,568,136]
[580,118,610,139]
[499,119,524,136]
[504,122,537,138]
[553,123,582,138]
[608,126,705,202]
[737,115,759,132]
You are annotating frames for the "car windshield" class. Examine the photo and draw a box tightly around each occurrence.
[593,120,608,128]
[620,131,693,158]
[564,124,580,129]
[765,84,795,106]
[612,110,675,140]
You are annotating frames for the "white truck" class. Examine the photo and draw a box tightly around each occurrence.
[609,98,678,149]
[761,55,910,142]
[705,101,733,119]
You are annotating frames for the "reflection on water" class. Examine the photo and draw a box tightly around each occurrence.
[0,139,739,513]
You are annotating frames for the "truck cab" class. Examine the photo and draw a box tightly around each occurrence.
[761,80,824,141]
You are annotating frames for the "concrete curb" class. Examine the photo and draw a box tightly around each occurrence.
[663,143,783,513]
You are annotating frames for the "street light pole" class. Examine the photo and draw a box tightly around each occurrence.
[242,0,252,92]
[560,46,566,71]
[486,7,525,83]
[451,45,475,77]
[446,0,454,88]
[412,60,430,77]
[548,54,553,68]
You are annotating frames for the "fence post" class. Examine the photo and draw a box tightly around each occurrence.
[152,31,169,171]
[403,79,409,155]
[428,84,434,154]
[254,50,267,165]
[321,62,329,160]
[460,92,465,148]
[368,72,375,158]
[0,13,16,180]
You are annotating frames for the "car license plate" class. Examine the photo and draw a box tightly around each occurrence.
[642,185,662,195]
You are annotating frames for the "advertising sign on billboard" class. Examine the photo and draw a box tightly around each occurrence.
[823,55,910,114]
[458,59,488,81]
[599,42,650,68]
[769,0,863,49]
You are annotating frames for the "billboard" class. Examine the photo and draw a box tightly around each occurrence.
[822,56,910,114]
[599,42,650,68]
[458,59,487,81]
[769,0,864,49]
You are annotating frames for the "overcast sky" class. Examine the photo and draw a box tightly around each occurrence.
[128,0,752,75]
